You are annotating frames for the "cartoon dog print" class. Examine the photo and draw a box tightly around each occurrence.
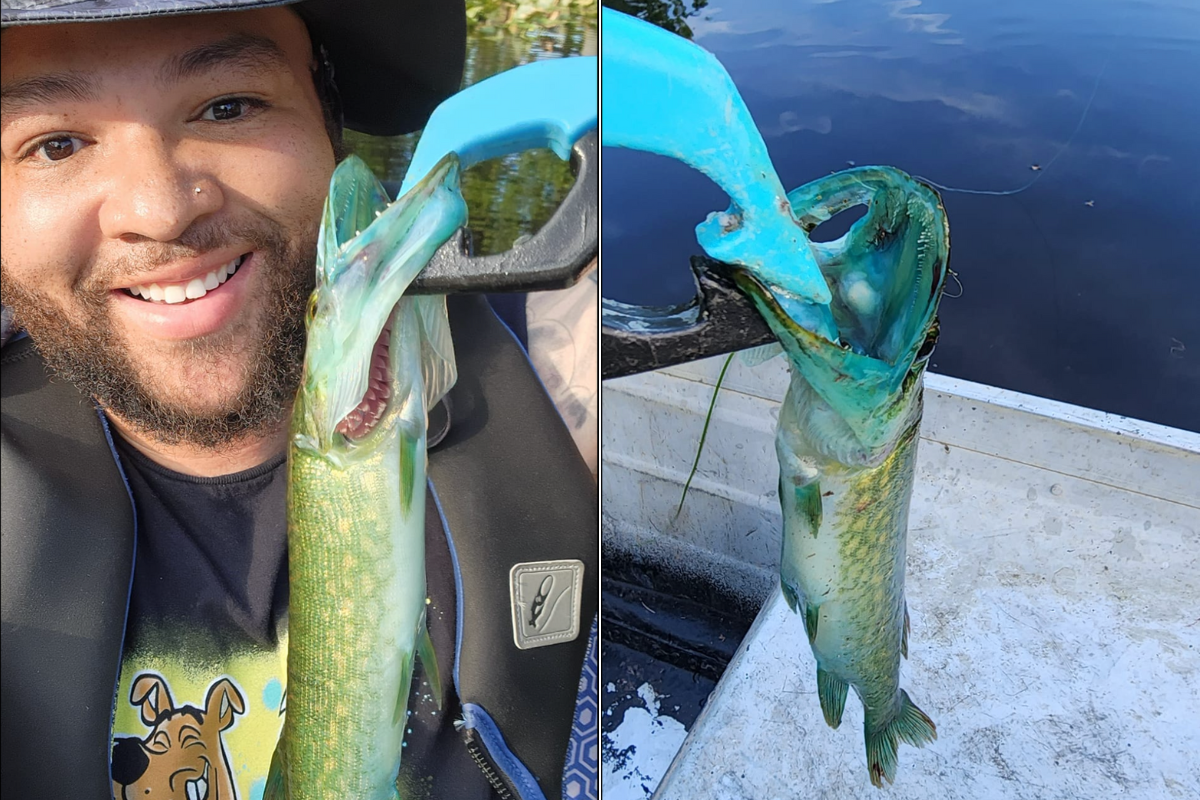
[111,672,246,800]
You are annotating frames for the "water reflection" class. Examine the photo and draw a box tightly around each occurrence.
[602,0,1200,431]
[347,0,598,255]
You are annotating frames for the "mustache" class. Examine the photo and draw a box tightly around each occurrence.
[80,216,295,292]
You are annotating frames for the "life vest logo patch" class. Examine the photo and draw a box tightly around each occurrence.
[509,560,584,650]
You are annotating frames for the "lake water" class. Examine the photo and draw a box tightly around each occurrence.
[601,0,1200,432]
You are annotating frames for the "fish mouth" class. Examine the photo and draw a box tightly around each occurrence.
[333,303,398,440]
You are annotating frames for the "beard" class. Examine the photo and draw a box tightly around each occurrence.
[0,214,315,450]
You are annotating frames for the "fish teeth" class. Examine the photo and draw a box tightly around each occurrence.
[128,255,244,303]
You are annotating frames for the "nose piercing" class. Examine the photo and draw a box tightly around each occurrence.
[194,186,203,194]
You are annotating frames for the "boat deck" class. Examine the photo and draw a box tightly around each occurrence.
[602,358,1200,799]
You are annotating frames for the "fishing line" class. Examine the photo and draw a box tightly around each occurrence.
[915,58,1109,197]
[943,269,964,299]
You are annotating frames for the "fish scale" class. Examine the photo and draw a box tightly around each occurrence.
[284,394,424,795]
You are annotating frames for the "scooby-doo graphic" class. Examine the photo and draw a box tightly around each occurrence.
[111,672,246,800]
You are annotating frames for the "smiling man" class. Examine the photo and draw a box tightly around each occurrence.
[2,13,331,473]
[1,2,598,799]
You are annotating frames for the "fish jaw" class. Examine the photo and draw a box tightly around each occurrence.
[729,165,948,455]
[294,154,467,463]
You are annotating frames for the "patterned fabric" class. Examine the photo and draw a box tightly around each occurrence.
[561,615,598,800]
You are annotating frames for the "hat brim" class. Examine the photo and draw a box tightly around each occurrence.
[1,0,466,136]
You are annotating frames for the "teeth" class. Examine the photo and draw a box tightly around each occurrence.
[128,255,244,304]
[184,767,209,800]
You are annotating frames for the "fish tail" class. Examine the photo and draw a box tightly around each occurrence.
[864,690,936,788]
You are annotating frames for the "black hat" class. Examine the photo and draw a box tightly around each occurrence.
[0,0,467,136]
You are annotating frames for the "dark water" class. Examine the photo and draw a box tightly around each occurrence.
[602,0,1200,432]
[346,0,597,255]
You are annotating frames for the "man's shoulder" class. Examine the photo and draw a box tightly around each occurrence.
[2,335,91,426]
[2,335,49,385]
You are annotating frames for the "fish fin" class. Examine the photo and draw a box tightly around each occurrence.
[263,743,287,800]
[393,650,414,727]
[803,602,820,644]
[795,481,823,538]
[817,668,848,729]
[739,342,784,366]
[417,611,444,711]
[781,578,803,614]
[902,604,910,659]
[398,433,419,516]
[864,690,937,788]
[414,295,458,411]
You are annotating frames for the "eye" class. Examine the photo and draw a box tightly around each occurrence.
[145,730,170,754]
[200,96,267,122]
[24,135,85,163]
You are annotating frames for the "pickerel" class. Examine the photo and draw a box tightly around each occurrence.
[265,153,467,798]
[733,167,949,787]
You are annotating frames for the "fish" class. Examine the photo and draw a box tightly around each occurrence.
[731,167,949,788]
[264,152,468,799]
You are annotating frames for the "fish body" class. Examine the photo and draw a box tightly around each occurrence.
[734,167,949,787]
[266,154,467,799]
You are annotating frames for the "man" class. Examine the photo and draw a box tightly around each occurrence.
[0,2,598,798]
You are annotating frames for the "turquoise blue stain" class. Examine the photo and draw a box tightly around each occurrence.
[262,678,283,712]
[250,778,266,800]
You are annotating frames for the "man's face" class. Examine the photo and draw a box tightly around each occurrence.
[0,9,335,447]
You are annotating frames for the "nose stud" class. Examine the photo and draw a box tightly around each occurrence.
[194,186,203,194]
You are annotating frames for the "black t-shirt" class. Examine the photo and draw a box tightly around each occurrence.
[110,436,496,799]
